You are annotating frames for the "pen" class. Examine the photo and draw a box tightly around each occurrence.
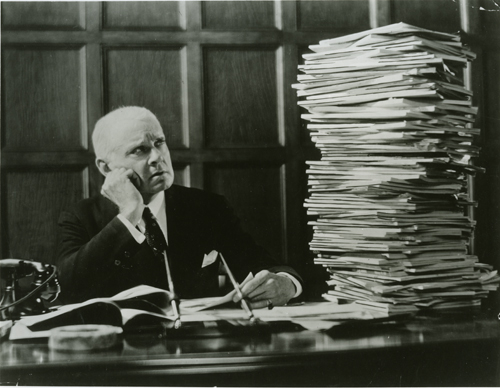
[218,253,256,323]
[163,252,181,329]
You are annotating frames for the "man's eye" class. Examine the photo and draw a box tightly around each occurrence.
[132,147,146,155]
[155,139,166,147]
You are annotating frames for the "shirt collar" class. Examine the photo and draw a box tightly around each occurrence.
[146,191,165,218]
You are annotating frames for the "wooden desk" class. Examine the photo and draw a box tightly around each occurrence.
[1,308,499,386]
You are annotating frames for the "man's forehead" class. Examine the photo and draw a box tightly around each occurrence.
[110,120,163,143]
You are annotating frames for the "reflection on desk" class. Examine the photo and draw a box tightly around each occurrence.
[1,308,499,386]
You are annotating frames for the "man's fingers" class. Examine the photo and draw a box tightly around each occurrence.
[232,271,282,304]
[246,277,281,300]
[123,168,134,177]
[100,167,144,223]
[232,270,270,303]
[240,271,270,293]
[249,299,271,310]
[233,282,265,303]
[231,270,295,309]
[106,167,126,177]
[245,285,268,300]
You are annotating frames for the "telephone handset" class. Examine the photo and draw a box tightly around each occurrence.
[128,171,142,190]
[0,259,60,321]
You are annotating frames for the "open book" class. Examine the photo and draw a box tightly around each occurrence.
[9,275,254,341]
[9,285,176,340]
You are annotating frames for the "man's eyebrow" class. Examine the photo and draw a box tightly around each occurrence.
[125,140,147,152]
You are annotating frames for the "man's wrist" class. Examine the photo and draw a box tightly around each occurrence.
[119,203,144,226]
[117,214,146,244]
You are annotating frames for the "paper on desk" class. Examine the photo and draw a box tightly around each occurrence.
[14,298,113,328]
[108,285,173,308]
[180,273,254,312]
[278,304,387,331]
[17,285,172,329]
[9,307,172,341]
[9,322,49,340]
[180,301,388,331]
[256,302,383,320]
[0,320,13,340]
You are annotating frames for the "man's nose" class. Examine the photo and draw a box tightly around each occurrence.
[149,147,164,164]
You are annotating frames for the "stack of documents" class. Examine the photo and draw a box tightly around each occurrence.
[295,23,500,313]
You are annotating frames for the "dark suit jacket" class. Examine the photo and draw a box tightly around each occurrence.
[57,185,302,303]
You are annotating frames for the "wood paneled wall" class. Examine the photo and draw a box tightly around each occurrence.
[2,1,499,293]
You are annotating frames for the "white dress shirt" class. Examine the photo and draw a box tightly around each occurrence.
[118,191,167,245]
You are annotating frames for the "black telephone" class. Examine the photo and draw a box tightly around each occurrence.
[0,259,60,321]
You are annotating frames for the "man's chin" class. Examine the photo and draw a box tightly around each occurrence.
[148,179,173,194]
[150,173,173,186]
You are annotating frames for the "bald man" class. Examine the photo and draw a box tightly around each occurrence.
[57,106,302,306]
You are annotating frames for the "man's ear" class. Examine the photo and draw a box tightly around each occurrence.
[96,158,111,176]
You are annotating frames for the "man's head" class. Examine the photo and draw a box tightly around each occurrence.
[93,107,175,200]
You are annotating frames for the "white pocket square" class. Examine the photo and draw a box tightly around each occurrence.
[202,250,219,268]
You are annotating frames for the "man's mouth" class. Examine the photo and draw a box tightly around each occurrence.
[151,171,165,179]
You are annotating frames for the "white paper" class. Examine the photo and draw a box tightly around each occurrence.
[180,273,254,312]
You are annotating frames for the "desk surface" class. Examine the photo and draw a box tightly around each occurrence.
[1,308,499,386]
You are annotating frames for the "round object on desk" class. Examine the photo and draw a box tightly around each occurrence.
[49,324,123,352]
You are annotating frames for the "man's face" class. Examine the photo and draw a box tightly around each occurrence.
[105,120,174,197]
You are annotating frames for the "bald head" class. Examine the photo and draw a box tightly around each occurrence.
[92,106,163,161]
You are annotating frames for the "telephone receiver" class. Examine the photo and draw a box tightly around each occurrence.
[0,258,60,321]
[104,165,142,190]
[128,171,143,191]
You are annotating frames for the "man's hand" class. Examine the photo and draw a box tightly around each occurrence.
[101,168,144,225]
[232,270,296,309]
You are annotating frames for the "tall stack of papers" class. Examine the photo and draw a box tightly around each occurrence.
[295,23,500,313]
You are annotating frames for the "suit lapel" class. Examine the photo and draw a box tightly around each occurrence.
[164,186,180,248]
[164,186,214,296]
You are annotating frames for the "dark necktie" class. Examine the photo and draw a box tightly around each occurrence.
[142,207,180,326]
[142,207,167,256]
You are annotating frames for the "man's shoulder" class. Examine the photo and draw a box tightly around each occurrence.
[168,185,225,204]
[167,185,231,218]
[62,185,226,221]
[72,194,116,211]
[62,194,118,223]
